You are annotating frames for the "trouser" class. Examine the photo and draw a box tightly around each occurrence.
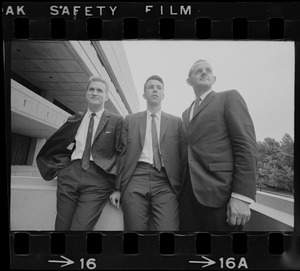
[55,160,114,231]
[179,172,242,232]
[122,162,180,231]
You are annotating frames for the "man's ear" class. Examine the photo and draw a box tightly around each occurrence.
[213,76,216,85]
[186,78,192,86]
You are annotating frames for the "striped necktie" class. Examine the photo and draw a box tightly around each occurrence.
[151,113,162,171]
[82,113,96,170]
[193,97,202,118]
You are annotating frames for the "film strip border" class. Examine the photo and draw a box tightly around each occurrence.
[2,2,300,40]
[10,232,299,269]
[4,1,300,270]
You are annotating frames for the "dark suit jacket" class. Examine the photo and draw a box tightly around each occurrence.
[181,90,258,208]
[115,111,182,196]
[36,110,124,181]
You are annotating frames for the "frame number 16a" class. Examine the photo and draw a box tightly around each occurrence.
[219,257,248,269]
[190,256,248,269]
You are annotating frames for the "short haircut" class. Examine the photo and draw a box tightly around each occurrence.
[188,59,210,78]
[144,75,164,91]
[87,75,110,93]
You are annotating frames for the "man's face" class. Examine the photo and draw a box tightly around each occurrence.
[143,79,164,105]
[187,61,216,90]
[86,81,108,108]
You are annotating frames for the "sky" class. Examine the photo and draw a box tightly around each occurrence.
[123,41,294,142]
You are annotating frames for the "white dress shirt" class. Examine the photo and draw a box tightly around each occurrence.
[139,110,162,165]
[71,108,104,161]
[188,89,254,204]
[189,89,213,121]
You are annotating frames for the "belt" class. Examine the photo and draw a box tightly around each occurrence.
[137,161,152,167]
[137,161,165,171]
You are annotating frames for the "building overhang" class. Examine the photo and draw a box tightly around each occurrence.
[9,40,139,138]
[10,40,118,114]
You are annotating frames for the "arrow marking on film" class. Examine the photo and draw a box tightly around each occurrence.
[189,256,216,268]
[48,255,74,268]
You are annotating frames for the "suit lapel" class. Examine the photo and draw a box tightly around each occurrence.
[94,110,109,140]
[183,104,192,127]
[69,111,86,140]
[139,111,147,147]
[192,91,216,120]
[68,111,85,123]
[160,112,168,143]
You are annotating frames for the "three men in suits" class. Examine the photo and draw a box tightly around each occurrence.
[110,75,181,231]
[179,60,258,231]
[36,76,124,231]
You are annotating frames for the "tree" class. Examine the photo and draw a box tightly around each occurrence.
[280,133,294,170]
[256,133,294,192]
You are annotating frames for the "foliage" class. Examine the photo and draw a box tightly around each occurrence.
[256,133,294,192]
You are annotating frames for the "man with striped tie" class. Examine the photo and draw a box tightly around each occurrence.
[36,76,124,231]
[110,75,182,231]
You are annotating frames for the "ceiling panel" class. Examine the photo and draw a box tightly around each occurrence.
[19,72,88,84]
[12,41,77,60]
[10,40,120,138]
[12,59,84,73]
[44,60,84,72]
[46,90,86,96]
[11,41,90,108]
[12,59,53,72]
[20,72,67,83]
[36,82,87,91]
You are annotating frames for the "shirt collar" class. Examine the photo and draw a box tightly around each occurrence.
[147,109,162,120]
[87,108,104,119]
[196,89,213,102]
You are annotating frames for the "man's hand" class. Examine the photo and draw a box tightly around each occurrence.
[226,197,251,226]
[110,190,121,209]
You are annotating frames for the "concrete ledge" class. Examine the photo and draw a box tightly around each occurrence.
[11,166,42,177]
[250,202,294,228]
[256,191,294,215]
[10,176,294,231]
[10,176,124,231]
[11,176,57,190]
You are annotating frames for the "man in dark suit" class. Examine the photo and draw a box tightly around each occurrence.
[110,75,181,231]
[36,76,124,231]
[180,60,258,231]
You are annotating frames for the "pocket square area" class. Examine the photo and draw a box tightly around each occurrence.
[67,142,75,150]
[105,131,112,133]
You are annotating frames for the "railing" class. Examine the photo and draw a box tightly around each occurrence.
[244,191,294,231]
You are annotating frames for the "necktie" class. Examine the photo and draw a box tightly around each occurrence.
[151,114,162,171]
[82,113,96,170]
[193,97,202,118]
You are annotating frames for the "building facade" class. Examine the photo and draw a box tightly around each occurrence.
[8,40,139,230]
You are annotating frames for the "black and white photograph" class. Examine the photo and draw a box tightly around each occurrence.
[4,1,300,270]
[9,40,294,232]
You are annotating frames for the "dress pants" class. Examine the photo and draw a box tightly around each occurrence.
[122,163,179,231]
[179,172,242,232]
[55,160,114,231]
